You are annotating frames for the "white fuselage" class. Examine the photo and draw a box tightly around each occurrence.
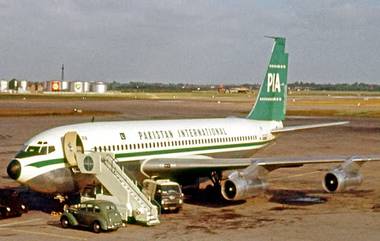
[11,118,282,193]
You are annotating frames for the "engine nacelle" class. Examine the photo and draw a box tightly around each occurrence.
[221,175,267,201]
[323,168,363,192]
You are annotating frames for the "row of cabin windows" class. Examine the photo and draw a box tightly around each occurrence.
[93,135,262,153]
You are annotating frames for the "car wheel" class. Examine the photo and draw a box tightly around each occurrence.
[60,216,70,228]
[92,221,101,233]
[20,204,28,213]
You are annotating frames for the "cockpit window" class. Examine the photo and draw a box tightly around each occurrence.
[48,146,55,153]
[15,142,56,158]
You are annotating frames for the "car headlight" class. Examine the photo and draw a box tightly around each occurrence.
[179,199,183,204]
[21,204,26,210]
[6,207,11,212]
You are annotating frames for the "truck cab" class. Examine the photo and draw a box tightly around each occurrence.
[142,179,183,212]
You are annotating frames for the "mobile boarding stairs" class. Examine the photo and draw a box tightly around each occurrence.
[73,151,160,226]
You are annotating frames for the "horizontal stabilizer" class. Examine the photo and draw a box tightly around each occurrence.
[271,121,349,134]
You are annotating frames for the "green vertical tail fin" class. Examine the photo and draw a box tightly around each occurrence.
[247,37,288,121]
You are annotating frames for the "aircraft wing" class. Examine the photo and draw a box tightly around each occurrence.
[141,154,380,200]
[271,121,349,134]
[141,154,380,178]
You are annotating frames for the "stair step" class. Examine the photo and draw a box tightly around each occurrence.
[85,152,160,225]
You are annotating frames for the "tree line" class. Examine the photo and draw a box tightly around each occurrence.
[108,81,380,92]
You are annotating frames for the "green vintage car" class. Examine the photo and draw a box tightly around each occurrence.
[60,200,123,233]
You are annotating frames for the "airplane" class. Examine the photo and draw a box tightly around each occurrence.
[6,37,379,202]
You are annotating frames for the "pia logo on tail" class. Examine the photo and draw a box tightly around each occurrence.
[267,73,281,93]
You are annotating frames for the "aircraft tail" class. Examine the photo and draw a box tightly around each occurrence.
[247,37,288,121]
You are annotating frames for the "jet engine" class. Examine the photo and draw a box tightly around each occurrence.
[221,162,269,201]
[323,167,362,192]
[221,171,267,201]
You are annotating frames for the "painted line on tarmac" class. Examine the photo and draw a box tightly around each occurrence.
[0,218,87,240]
[0,227,88,240]
[0,218,42,227]
[270,171,320,181]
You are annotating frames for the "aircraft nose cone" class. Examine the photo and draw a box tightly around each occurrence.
[7,159,21,180]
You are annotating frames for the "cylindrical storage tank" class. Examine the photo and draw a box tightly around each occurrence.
[83,81,90,92]
[47,80,61,91]
[19,80,28,91]
[61,81,69,91]
[91,82,107,93]
[70,81,83,93]
[0,80,8,92]
[43,81,48,91]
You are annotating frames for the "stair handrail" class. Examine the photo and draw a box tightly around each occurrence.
[100,153,157,214]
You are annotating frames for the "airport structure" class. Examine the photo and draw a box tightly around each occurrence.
[0,79,108,94]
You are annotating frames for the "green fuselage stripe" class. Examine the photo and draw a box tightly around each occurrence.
[26,140,271,168]
[28,158,65,168]
[115,140,270,158]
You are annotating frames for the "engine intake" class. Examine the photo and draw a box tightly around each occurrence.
[323,168,362,192]
[222,175,266,201]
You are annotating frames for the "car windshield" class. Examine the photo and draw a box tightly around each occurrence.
[161,185,180,193]
[106,205,116,212]
[15,143,55,158]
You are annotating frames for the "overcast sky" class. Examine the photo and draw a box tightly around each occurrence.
[1,0,379,84]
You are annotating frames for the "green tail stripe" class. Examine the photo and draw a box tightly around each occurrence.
[247,37,288,121]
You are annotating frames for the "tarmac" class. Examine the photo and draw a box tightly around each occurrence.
[0,98,380,240]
